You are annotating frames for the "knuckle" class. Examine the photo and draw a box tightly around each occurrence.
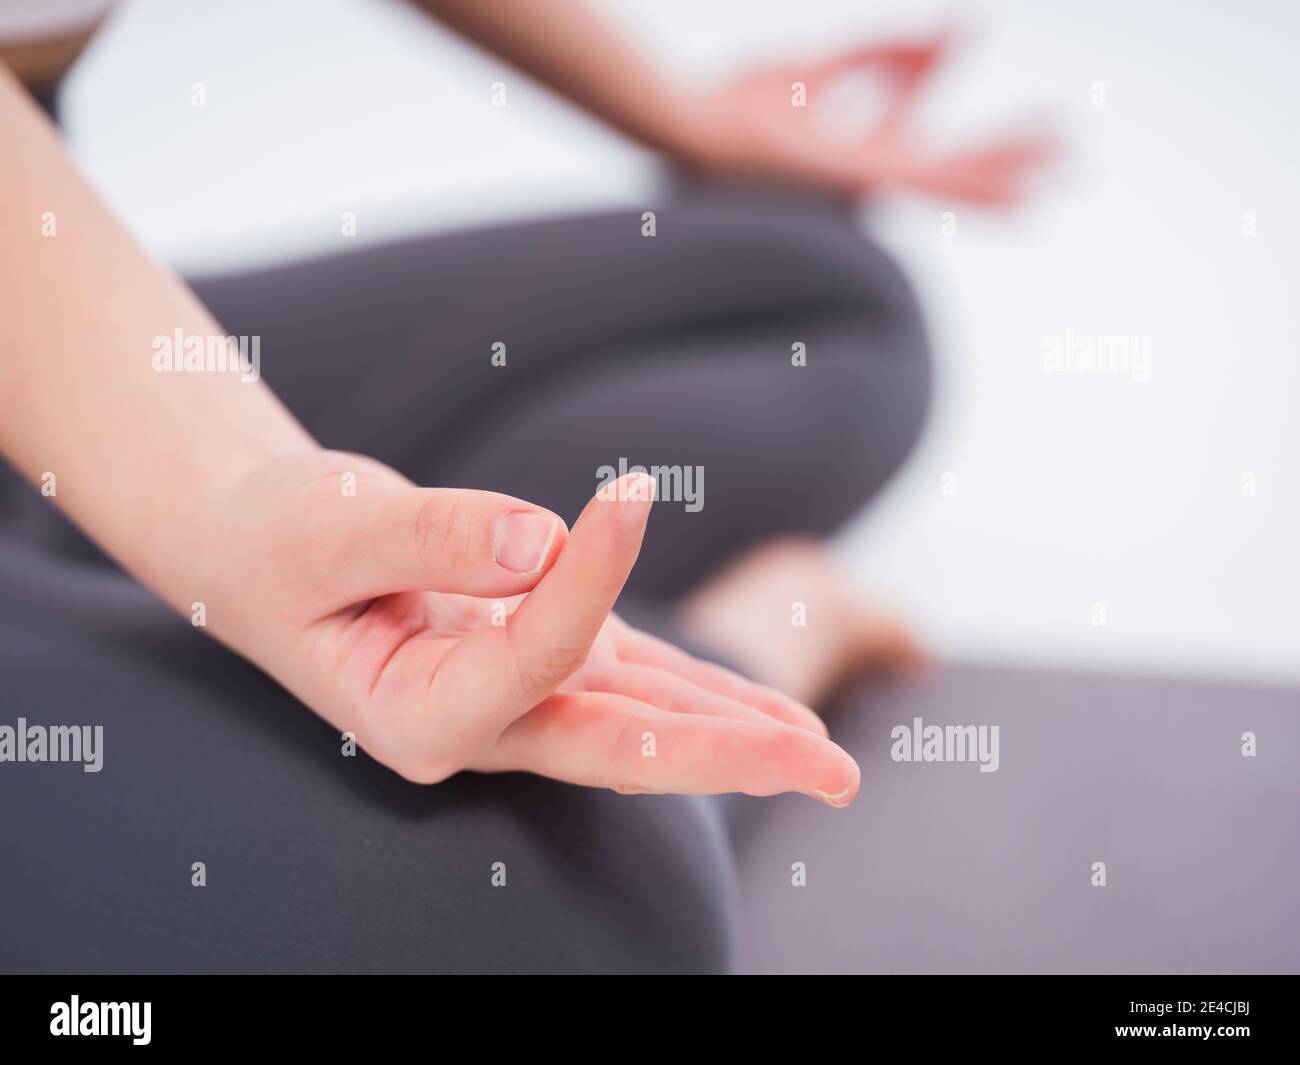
[413,493,477,576]
[517,641,589,693]
[597,713,643,793]
[392,734,474,786]
[393,758,457,786]
[763,726,814,767]
[361,700,477,787]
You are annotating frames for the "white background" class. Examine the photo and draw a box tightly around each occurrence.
[62,0,1300,685]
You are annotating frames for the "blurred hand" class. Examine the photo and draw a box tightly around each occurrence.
[208,453,861,804]
[674,31,1058,205]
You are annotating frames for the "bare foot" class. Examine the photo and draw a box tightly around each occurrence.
[678,537,927,710]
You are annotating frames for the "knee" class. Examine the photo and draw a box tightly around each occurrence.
[407,781,739,974]
[828,223,934,472]
[859,244,934,466]
[0,626,739,973]
[692,187,935,456]
[277,772,740,974]
[788,241,934,522]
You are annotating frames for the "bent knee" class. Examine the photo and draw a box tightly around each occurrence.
[665,184,931,330]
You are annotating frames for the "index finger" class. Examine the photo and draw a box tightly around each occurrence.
[421,472,656,753]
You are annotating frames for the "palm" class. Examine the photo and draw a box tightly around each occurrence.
[306,582,848,801]
[316,587,622,710]
[222,450,859,802]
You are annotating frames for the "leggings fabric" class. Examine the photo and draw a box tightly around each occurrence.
[0,187,930,973]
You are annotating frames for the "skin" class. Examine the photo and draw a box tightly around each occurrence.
[418,2,1057,202]
[0,65,855,805]
[682,538,929,709]
[0,2,1055,805]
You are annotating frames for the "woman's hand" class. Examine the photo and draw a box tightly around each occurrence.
[408,5,1054,205]
[203,453,860,805]
[0,68,856,806]
[672,33,1058,205]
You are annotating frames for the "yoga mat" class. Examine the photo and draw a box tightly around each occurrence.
[731,663,1300,974]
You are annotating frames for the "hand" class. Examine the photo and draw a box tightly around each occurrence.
[200,451,861,805]
[672,31,1058,205]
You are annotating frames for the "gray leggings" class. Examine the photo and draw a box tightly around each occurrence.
[0,186,930,973]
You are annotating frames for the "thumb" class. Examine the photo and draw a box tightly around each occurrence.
[330,482,567,601]
[417,471,657,749]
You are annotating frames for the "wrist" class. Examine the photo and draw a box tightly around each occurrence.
[130,430,319,624]
[638,84,716,165]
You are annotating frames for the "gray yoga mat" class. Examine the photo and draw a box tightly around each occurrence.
[730,663,1300,974]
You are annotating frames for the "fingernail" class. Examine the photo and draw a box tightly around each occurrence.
[810,786,853,808]
[493,511,560,575]
[619,473,656,532]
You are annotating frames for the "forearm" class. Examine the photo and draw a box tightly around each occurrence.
[411,0,702,156]
[0,66,316,611]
